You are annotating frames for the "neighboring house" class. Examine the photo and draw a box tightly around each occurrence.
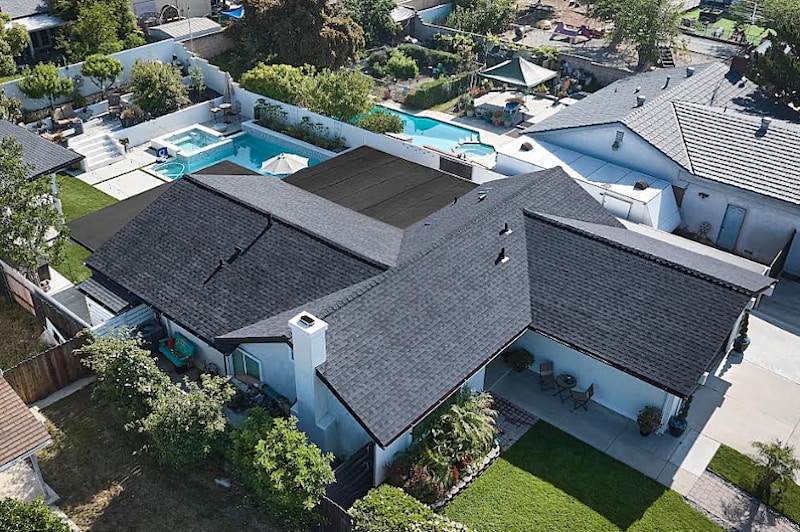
[1,0,65,60]
[511,61,800,276]
[81,146,773,488]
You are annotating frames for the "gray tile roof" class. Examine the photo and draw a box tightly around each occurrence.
[77,274,138,314]
[86,177,384,342]
[674,103,800,205]
[526,212,755,397]
[0,0,48,19]
[0,121,83,180]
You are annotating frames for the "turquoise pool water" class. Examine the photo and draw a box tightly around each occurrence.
[377,106,480,152]
[453,142,496,158]
[153,132,324,179]
[162,128,221,155]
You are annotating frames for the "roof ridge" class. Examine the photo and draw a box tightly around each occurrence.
[526,211,763,295]
[670,102,695,175]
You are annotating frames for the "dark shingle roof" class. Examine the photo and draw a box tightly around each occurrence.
[0,121,83,180]
[86,177,384,342]
[1,0,48,19]
[526,213,756,397]
[284,146,478,228]
[77,274,138,314]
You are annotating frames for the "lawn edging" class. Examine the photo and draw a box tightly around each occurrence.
[707,443,800,526]
[431,441,501,511]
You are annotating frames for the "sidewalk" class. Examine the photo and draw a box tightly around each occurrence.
[688,471,800,532]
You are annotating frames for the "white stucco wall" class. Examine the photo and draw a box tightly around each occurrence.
[320,384,373,459]
[236,342,296,401]
[161,317,225,371]
[511,330,675,421]
[85,296,115,327]
[466,366,486,392]
[374,430,413,486]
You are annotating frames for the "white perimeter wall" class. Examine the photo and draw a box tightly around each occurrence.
[236,342,297,401]
[511,330,677,421]
[92,304,155,336]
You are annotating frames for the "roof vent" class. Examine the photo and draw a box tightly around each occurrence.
[686,67,695,77]
[634,86,641,93]
[478,191,487,202]
[495,247,509,265]
[634,179,649,190]
[612,130,624,151]
[520,141,533,151]
[452,196,458,205]
[760,117,772,133]
[500,222,512,236]
[636,95,647,107]
[663,76,671,89]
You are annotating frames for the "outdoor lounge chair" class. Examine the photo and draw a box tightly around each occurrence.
[570,383,594,411]
[52,103,81,130]
[539,361,555,390]
[107,93,122,119]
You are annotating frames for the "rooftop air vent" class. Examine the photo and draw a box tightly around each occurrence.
[495,247,509,265]
[500,222,512,236]
[663,76,671,89]
[686,67,695,77]
[634,180,649,190]
[636,95,647,107]
[520,141,533,151]
[478,191,487,202]
[760,117,772,132]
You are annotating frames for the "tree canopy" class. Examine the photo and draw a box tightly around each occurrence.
[0,138,66,277]
[445,0,517,35]
[232,0,364,69]
[129,60,189,117]
[746,0,800,108]
[0,13,29,77]
[81,54,124,98]
[0,498,71,532]
[589,0,682,70]
[18,63,73,111]
[346,0,401,47]
[52,0,144,61]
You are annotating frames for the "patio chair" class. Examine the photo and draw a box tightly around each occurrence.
[570,383,594,412]
[209,100,223,123]
[52,103,81,130]
[226,100,241,121]
[539,361,555,390]
[107,93,122,119]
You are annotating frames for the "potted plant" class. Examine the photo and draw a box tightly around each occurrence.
[637,405,662,437]
[120,105,144,127]
[668,395,693,437]
[465,99,475,117]
[491,110,503,126]
[503,349,534,372]
[732,311,751,353]
[502,112,512,127]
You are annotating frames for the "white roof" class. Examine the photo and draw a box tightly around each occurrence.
[148,17,221,41]
[7,13,65,32]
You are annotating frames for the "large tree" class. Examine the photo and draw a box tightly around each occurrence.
[589,0,682,71]
[0,13,29,77]
[81,54,124,99]
[0,137,66,278]
[129,60,189,118]
[445,0,517,35]
[52,0,144,61]
[232,0,364,69]
[746,0,800,108]
[18,63,73,112]
[346,0,401,47]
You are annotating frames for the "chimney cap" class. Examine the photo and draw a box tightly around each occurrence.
[636,95,647,107]
[686,66,695,77]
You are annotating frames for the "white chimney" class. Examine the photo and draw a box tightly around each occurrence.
[288,312,334,445]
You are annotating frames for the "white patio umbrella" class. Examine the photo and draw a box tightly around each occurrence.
[260,153,309,175]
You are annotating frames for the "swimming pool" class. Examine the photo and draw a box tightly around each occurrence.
[454,142,496,158]
[152,130,328,179]
[151,124,229,158]
[377,106,481,152]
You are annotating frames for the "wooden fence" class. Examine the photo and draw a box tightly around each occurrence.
[3,336,89,404]
[315,496,353,532]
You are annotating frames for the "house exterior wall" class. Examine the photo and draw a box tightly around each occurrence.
[92,304,154,336]
[510,330,676,421]
[466,366,486,392]
[160,316,225,372]
[236,342,296,401]
[374,429,413,486]
[85,297,115,327]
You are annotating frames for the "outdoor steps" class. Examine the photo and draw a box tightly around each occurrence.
[68,134,125,171]
[659,46,676,68]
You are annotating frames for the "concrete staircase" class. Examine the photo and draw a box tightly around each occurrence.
[68,134,125,171]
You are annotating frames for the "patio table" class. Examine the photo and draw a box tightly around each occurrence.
[554,373,577,402]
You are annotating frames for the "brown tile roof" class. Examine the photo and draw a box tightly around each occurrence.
[0,376,51,468]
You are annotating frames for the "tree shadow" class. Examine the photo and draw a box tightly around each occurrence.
[502,422,667,529]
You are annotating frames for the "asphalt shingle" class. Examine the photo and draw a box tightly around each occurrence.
[0,121,83,180]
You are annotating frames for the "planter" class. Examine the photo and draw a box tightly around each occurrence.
[466,109,474,117]
[733,335,751,353]
[503,120,512,127]
[668,424,686,437]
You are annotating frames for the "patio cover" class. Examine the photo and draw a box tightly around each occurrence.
[0,375,51,473]
[479,57,558,88]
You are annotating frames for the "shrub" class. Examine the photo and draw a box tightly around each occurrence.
[129,59,189,118]
[637,405,662,435]
[398,44,463,74]
[404,72,472,109]
[384,50,419,80]
[0,497,70,532]
[142,374,235,470]
[285,116,346,151]
[230,415,335,528]
[240,63,313,107]
[752,439,800,499]
[355,108,404,133]
[80,54,123,98]
[78,329,171,427]
[350,485,474,532]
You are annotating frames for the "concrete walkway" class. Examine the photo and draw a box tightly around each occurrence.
[688,472,800,532]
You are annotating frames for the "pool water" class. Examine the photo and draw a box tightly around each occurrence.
[454,142,496,158]
[162,128,222,154]
[377,106,480,152]
[153,133,324,179]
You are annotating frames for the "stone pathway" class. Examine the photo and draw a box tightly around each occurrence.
[489,392,538,450]
[688,472,800,532]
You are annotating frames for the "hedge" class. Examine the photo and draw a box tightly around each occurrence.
[404,72,472,109]
[398,44,463,75]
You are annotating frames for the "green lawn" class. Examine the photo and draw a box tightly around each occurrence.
[683,9,769,44]
[39,386,282,532]
[52,175,117,283]
[56,174,117,223]
[443,423,723,532]
[708,444,800,524]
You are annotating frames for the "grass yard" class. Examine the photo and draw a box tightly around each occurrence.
[683,9,769,44]
[443,422,723,532]
[0,297,47,369]
[708,444,800,524]
[429,95,463,114]
[38,386,282,532]
[52,175,117,284]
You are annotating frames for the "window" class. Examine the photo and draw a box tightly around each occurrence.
[231,349,261,381]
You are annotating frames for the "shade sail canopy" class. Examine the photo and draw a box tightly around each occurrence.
[479,56,558,88]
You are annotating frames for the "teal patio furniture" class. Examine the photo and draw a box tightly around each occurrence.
[158,331,196,372]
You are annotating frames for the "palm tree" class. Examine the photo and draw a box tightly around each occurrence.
[752,439,800,500]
